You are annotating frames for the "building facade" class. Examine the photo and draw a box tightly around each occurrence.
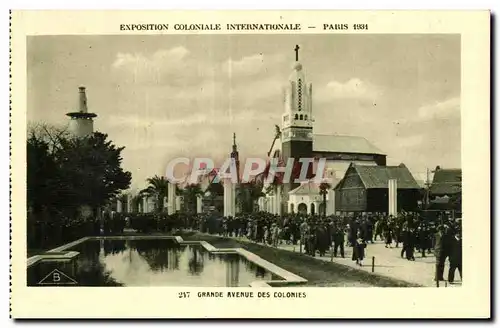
[334,163,421,213]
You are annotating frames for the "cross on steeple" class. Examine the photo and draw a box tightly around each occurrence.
[294,44,300,62]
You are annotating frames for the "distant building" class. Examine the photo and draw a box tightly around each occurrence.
[429,166,462,211]
[334,163,421,213]
[66,86,97,138]
[199,133,241,215]
[286,178,340,215]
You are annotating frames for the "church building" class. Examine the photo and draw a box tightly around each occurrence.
[259,45,388,215]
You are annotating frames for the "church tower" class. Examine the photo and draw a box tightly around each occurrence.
[281,45,314,191]
[66,86,97,138]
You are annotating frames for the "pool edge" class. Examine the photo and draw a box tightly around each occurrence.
[27,235,308,288]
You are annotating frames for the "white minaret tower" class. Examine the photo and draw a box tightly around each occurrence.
[280,45,315,198]
[66,86,97,138]
[281,45,314,143]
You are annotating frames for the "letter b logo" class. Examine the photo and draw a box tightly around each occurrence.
[53,272,61,282]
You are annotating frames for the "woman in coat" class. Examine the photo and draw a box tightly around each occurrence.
[384,220,393,248]
[352,232,367,266]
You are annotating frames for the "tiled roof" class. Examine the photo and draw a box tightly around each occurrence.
[289,181,321,195]
[430,168,462,195]
[313,134,385,155]
[354,164,421,189]
[289,179,337,195]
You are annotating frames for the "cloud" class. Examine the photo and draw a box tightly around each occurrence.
[111,46,214,86]
[112,48,286,89]
[316,78,382,102]
[416,97,460,121]
[397,134,425,148]
[112,46,190,70]
[222,53,286,77]
[229,76,283,107]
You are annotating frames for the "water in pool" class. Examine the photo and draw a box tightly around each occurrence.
[27,239,282,287]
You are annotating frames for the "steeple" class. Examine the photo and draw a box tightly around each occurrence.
[280,46,315,196]
[232,132,237,152]
[231,133,240,184]
[281,45,314,141]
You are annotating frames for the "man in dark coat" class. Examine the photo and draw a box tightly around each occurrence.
[307,222,317,256]
[384,218,393,248]
[448,227,462,283]
[347,217,358,247]
[434,224,453,281]
[401,228,415,261]
[393,221,402,248]
[316,223,329,257]
[417,225,431,257]
[332,222,345,258]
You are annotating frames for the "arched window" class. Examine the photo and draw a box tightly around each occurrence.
[299,114,303,120]
[304,115,308,120]
[294,114,298,120]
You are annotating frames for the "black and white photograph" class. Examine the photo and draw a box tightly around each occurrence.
[26,33,462,288]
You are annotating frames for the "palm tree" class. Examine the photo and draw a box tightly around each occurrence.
[130,194,143,213]
[264,184,275,196]
[141,175,169,212]
[179,183,203,214]
[116,193,129,212]
[319,182,332,218]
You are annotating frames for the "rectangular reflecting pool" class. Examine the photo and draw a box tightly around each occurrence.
[27,239,283,287]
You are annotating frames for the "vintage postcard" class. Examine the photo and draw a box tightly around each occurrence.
[10,10,490,318]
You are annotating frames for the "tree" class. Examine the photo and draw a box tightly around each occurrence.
[27,123,72,217]
[27,122,71,153]
[236,181,265,213]
[179,183,203,214]
[27,133,58,215]
[319,182,332,218]
[204,181,224,211]
[54,132,132,211]
[27,126,131,219]
[141,175,169,212]
[27,125,132,249]
[111,193,130,212]
[130,194,143,213]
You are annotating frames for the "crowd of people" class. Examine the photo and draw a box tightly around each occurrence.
[119,210,462,284]
[194,211,461,283]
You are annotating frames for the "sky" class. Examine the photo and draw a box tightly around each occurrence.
[27,34,461,190]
